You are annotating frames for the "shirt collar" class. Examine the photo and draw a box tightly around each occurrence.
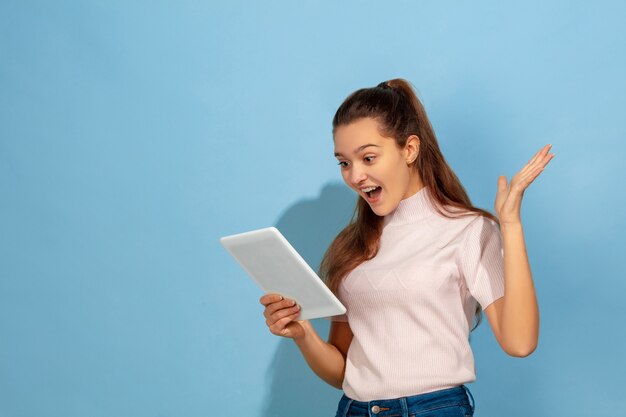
[383,185,433,226]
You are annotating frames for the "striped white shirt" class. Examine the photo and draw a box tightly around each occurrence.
[331,185,505,401]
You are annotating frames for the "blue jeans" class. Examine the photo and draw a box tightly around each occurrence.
[334,385,475,417]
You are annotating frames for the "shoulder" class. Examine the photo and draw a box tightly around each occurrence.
[463,212,498,229]
[423,211,496,250]
[429,208,496,232]
[461,213,500,242]
[458,214,503,261]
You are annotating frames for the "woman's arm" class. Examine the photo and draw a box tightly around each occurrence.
[293,320,353,389]
[260,294,352,389]
[484,222,538,357]
[484,144,555,357]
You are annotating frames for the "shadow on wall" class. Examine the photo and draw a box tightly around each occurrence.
[260,182,356,417]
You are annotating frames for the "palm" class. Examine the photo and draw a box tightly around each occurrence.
[494,144,555,223]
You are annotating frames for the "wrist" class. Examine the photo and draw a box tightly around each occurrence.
[293,320,314,346]
[500,220,522,234]
[500,220,523,230]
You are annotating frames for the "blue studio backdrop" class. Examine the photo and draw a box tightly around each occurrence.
[1,1,625,416]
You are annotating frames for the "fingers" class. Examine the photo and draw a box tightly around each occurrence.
[513,145,555,188]
[515,155,554,191]
[259,293,301,337]
[497,175,507,189]
[496,145,555,216]
[526,148,555,179]
[263,297,298,319]
[527,153,554,183]
[528,144,552,166]
[534,144,554,168]
[259,293,283,306]
[267,308,301,336]
[519,145,550,176]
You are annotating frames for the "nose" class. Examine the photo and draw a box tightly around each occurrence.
[349,165,367,186]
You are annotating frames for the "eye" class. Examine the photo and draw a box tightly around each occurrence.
[364,155,376,163]
[337,161,349,168]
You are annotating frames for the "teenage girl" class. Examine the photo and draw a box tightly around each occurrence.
[260,79,554,416]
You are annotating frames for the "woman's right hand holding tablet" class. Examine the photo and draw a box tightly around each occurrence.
[260,293,307,340]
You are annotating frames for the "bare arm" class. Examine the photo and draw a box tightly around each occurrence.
[293,320,352,389]
[485,144,555,357]
[484,222,539,357]
[260,294,353,389]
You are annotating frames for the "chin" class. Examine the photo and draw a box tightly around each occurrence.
[370,205,389,217]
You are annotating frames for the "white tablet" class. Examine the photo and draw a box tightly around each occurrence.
[220,227,346,320]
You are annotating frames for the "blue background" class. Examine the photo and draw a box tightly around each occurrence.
[1,1,625,416]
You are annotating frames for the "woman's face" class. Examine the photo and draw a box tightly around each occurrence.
[333,117,422,217]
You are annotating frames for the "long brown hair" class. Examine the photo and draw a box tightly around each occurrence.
[318,79,499,331]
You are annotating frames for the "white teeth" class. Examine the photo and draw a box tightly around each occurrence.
[362,186,378,193]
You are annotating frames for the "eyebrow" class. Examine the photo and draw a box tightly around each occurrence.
[334,144,381,158]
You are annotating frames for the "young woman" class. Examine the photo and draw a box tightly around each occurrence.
[260,79,554,417]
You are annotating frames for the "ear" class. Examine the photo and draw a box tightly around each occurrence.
[405,135,420,164]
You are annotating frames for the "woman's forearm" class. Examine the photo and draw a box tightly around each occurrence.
[293,321,346,389]
[492,144,553,355]
[499,221,540,356]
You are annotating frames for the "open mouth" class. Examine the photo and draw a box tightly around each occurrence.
[364,186,382,200]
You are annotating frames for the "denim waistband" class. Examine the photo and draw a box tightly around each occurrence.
[336,385,475,417]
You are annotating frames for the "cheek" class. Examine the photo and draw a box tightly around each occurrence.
[340,170,351,186]
[381,160,400,179]
[383,161,409,187]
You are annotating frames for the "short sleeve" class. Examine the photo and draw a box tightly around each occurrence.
[458,215,505,309]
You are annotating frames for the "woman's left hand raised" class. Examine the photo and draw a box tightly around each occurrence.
[494,144,555,224]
